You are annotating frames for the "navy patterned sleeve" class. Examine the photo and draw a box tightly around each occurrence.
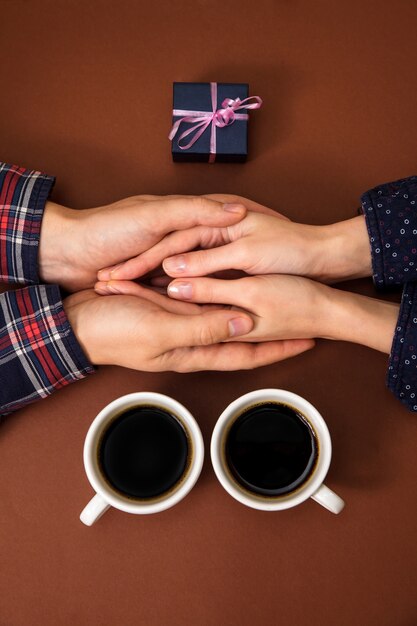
[361,175,417,288]
[387,283,417,412]
[360,175,417,411]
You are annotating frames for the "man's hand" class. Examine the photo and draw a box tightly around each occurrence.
[38,196,248,291]
[63,282,314,371]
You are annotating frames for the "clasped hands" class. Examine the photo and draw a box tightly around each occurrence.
[40,193,400,374]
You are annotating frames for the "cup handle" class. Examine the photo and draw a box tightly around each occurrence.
[311,483,345,514]
[80,493,111,526]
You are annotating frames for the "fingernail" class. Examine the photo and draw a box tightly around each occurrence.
[109,264,123,278]
[168,282,193,299]
[223,203,245,213]
[164,255,187,274]
[228,317,252,337]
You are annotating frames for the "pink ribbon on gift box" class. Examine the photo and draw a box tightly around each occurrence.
[169,82,262,163]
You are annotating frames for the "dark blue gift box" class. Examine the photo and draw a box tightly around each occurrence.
[171,82,249,163]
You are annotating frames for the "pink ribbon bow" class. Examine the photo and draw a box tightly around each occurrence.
[169,82,262,163]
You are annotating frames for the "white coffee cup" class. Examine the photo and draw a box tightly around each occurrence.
[80,392,204,526]
[211,389,345,514]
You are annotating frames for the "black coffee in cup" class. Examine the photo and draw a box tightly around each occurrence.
[225,402,318,497]
[98,405,192,500]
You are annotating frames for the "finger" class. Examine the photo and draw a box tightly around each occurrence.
[163,339,315,372]
[105,226,214,280]
[163,242,242,278]
[202,194,290,220]
[144,197,247,236]
[167,277,250,309]
[94,279,179,311]
[159,309,254,350]
[135,193,288,220]
[95,280,165,299]
[94,280,196,314]
[153,270,245,283]
[94,280,221,315]
[102,263,167,285]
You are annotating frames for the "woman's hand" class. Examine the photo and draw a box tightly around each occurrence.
[64,281,314,372]
[160,274,399,354]
[38,195,249,292]
[103,200,372,284]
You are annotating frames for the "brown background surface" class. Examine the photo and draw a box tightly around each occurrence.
[1,1,417,624]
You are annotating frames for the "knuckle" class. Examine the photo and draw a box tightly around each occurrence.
[170,349,192,373]
[125,194,145,206]
[189,196,207,212]
[143,358,161,373]
[194,250,210,271]
[198,324,217,346]
[156,351,176,372]
[200,280,216,303]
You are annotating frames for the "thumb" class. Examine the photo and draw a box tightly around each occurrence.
[163,242,240,278]
[147,197,247,234]
[162,309,254,349]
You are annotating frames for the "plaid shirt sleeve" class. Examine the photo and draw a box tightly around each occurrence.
[0,286,94,415]
[0,162,94,416]
[0,162,56,284]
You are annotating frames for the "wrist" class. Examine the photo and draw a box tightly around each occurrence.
[63,292,101,365]
[323,287,399,353]
[311,216,372,283]
[39,201,79,285]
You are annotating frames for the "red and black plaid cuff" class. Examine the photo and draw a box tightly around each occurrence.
[0,285,94,415]
[0,162,55,285]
